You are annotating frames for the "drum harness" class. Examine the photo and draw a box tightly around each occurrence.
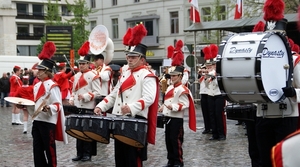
[261,98,294,118]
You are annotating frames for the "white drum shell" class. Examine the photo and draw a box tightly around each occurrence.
[218,32,292,103]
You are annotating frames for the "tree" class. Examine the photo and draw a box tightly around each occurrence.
[36,0,65,55]
[65,0,98,58]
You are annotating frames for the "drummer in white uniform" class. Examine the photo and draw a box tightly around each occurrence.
[255,1,300,166]
[94,23,159,167]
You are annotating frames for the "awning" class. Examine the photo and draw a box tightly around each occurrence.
[184,13,297,33]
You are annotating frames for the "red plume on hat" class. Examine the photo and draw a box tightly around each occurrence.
[38,41,56,60]
[263,0,285,21]
[288,38,294,48]
[78,41,90,56]
[252,21,265,32]
[129,24,147,46]
[292,44,300,53]
[123,28,132,46]
[171,40,184,66]
[210,44,218,59]
[203,46,212,61]
[167,45,174,59]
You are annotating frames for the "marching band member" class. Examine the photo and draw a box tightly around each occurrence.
[182,68,189,87]
[271,129,300,166]
[203,44,226,141]
[9,65,23,125]
[255,1,299,166]
[198,64,211,134]
[94,24,159,167]
[93,53,113,107]
[53,62,74,104]
[69,41,101,162]
[158,65,196,167]
[68,66,79,93]
[14,76,34,134]
[31,41,67,166]
[159,66,170,103]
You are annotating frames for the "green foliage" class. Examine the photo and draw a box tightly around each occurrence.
[37,0,95,59]
[65,0,98,58]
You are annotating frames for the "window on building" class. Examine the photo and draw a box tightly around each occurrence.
[17,3,28,15]
[33,4,44,16]
[216,5,226,21]
[91,0,96,8]
[112,18,119,39]
[33,25,44,36]
[17,45,38,56]
[202,7,211,22]
[17,24,29,35]
[112,0,117,6]
[62,5,71,16]
[90,21,97,31]
[125,15,160,46]
[134,0,140,2]
[170,11,179,34]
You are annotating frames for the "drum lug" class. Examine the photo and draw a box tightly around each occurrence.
[100,120,103,128]
[279,103,287,110]
[89,119,92,127]
[261,104,268,110]
[135,123,138,131]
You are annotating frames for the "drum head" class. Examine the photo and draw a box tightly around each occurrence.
[4,97,35,106]
[260,34,291,102]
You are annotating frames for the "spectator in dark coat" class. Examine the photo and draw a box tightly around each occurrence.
[0,72,11,107]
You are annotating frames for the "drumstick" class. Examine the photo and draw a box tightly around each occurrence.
[283,64,290,84]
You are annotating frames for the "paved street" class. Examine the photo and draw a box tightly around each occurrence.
[0,105,251,167]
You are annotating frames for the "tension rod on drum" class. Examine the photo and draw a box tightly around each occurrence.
[219,75,252,79]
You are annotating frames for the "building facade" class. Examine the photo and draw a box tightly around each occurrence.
[0,0,237,70]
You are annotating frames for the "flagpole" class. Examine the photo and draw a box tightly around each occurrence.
[193,30,198,100]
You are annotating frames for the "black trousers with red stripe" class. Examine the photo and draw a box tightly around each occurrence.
[208,95,226,138]
[200,94,211,131]
[32,120,57,167]
[165,117,184,166]
[114,139,147,167]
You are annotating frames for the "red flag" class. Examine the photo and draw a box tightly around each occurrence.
[189,0,200,23]
[234,0,242,19]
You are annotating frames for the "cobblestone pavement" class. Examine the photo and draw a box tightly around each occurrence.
[0,105,251,167]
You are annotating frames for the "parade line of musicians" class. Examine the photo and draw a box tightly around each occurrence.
[4,2,300,167]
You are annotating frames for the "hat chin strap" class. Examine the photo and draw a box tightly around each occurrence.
[128,55,142,68]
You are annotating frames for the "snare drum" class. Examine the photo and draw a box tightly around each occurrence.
[111,117,147,148]
[82,116,111,144]
[217,32,293,103]
[63,105,79,116]
[65,115,93,142]
[225,104,256,122]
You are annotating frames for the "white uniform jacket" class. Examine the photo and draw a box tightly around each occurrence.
[30,78,68,144]
[199,75,209,95]
[70,70,101,109]
[96,64,113,96]
[96,66,157,118]
[162,82,190,118]
[256,55,300,118]
[206,70,222,96]
[272,129,300,167]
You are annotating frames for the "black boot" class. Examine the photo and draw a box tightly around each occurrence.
[72,156,82,161]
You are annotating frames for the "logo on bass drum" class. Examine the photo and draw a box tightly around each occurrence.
[229,47,252,54]
[269,89,279,96]
[262,48,285,58]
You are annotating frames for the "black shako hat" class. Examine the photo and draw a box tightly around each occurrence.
[169,66,184,75]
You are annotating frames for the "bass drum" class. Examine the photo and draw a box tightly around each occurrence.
[217,32,293,103]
